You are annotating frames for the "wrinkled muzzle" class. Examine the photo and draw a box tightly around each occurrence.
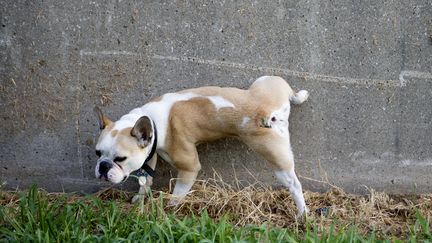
[95,159,127,184]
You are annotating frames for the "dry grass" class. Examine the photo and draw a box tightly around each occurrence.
[1,178,431,238]
[169,178,432,237]
[92,177,432,237]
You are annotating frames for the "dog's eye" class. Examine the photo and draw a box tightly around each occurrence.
[96,150,101,157]
[114,156,127,162]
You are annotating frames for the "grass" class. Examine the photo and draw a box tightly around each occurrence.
[1,182,431,242]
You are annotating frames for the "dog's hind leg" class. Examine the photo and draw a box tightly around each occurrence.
[274,169,307,217]
[242,134,308,217]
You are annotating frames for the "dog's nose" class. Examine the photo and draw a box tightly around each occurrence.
[99,160,112,178]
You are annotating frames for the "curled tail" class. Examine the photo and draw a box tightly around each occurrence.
[290,90,309,105]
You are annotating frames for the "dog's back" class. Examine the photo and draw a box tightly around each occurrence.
[164,76,306,141]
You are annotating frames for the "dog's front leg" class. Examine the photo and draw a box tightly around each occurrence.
[169,169,199,206]
[132,155,157,204]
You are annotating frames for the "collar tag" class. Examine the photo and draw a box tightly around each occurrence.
[137,176,147,186]
[135,163,156,178]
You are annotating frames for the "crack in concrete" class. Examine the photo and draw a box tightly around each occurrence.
[80,50,139,56]
[78,50,432,88]
[76,48,84,179]
[152,54,401,87]
[399,70,432,87]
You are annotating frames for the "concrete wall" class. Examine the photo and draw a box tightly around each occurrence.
[1,0,431,194]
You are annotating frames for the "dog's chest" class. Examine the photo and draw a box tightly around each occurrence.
[156,149,173,163]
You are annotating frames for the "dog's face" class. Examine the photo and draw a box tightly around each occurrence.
[94,107,155,184]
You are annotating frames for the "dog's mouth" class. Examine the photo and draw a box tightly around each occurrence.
[99,174,109,181]
[97,163,129,183]
[98,173,127,183]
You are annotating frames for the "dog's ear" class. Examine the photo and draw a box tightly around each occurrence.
[94,106,113,130]
[131,116,153,148]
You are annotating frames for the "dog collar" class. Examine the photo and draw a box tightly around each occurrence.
[135,120,157,178]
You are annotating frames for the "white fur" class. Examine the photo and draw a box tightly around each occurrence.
[140,92,199,149]
[241,116,250,127]
[94,158,127,184]
[254,75,271,84]
[290,90,309,105]
[94,143,153,183]
[172,181,194,197]
[268,104,290,137]
[95,77,309,216]
[206,96,235,110]
[107,164,125,184]
[116,93,235,150]
[95,92,235,183]
[95,116,157,182]
[96,92,200,151]
[94,161,101,179]
[169,181,194,205]
[275,170,308,216]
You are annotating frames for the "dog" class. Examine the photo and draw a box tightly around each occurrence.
[94,76,309,216]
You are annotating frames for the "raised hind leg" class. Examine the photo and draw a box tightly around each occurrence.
[242,133,308,216]
[274,169,307,217]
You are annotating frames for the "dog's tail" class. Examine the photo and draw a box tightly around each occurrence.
[290,90,309,105]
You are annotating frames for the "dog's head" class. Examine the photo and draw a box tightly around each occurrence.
[94,107,156,184]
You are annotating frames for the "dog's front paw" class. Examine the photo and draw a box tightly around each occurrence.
[131,194,146,204]
[167,196,184,207]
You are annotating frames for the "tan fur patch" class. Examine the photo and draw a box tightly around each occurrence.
[97,123,115,144]
[119,127,132,136]
[105,123,115,131]
[116,127,143,155]
[162,76,298,172]
[111,130,118,137]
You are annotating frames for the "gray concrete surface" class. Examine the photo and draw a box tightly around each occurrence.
[1,0,431,194]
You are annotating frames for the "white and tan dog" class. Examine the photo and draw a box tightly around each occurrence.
[94,76,309,216]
